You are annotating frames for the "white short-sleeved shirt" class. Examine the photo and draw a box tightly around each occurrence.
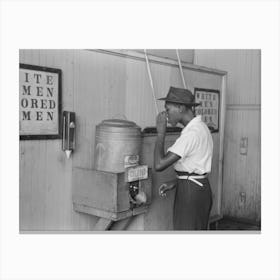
[167,115,213,174]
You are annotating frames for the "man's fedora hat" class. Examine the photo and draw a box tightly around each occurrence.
[158,86,201,107]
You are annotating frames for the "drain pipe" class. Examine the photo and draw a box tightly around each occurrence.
[176,49,188,90]
[144,49,159,115]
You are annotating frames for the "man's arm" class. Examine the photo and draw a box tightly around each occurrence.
[154,111,181,171]
[154,133,180,171]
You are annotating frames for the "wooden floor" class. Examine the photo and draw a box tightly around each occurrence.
[210,217,261,230]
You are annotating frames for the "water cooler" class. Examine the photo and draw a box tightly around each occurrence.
[72,119,152,225]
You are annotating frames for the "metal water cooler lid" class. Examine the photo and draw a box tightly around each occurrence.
[97,119,141,132]
[99,119,139,128]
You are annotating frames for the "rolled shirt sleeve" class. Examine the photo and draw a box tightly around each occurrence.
[166,116,213,174]
[167,131,197,159]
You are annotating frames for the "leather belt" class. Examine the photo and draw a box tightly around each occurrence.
[176,174,207,187]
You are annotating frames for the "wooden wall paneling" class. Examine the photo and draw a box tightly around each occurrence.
[125,58,156,128]
[71,51,128,229]
[20,141,45,230]
[73,50,127,168]
[216,75,227,216]
[19,50,41,230]
[19,49,40,65]
[195,49,261,105]
[42,142,73,230]
[251,50,261,105]
[182,67,220,91]
[149,62,174,113]
[54,50,98,230]
[209,133,221,216]
[58,50,100,230]
[73,50,127,169]
[19,50,48,230]
[19,50,75,230]
[71,50,92,169]
[19,144,28,229]
[222,109,261,221]
[19,50,94,230]
[195,49,261,221]
[226,50,260,105]
[168,64,186,91]
[39,50,71,230]
[125,58,174,128]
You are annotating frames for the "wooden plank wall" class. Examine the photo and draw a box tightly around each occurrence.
[20,50,98,230]
[20,49,223,230]
[195,49,261,222]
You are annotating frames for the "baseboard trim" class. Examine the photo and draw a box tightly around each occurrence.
[222,215,261,227]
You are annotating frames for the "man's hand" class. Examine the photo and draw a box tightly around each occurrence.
[156,111,167,135]
[159,181,176,197]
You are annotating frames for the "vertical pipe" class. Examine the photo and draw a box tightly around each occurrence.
[144,49,159,115]
[217,74,227,216]
[176,49,187,90]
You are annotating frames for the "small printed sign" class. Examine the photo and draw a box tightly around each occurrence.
[124,155,139,168]
[19,64,62,140]
[125,165,148,183]
[194,88,220,133]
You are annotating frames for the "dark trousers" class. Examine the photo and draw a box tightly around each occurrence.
[173,177,213,230]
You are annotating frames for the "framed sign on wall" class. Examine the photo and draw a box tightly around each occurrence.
[19,64,62,140]
[194,88,220,133]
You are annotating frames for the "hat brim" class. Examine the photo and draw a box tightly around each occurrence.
[158,97,201,107]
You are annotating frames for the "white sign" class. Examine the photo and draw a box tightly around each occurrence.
[126,165,148,183]
[195,88,220,133]
[19,64,61,139]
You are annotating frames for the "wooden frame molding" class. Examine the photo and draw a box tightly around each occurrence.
[88,49,228,76]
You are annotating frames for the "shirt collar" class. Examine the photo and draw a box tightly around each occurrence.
[181,115,202,133]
